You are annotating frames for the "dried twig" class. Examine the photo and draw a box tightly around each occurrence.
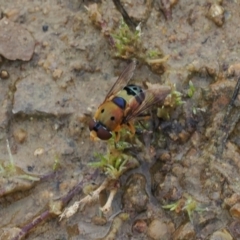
[10,170,98,240]
[112,0,137,30]
[60,178,111,220]
[217,76,240,156]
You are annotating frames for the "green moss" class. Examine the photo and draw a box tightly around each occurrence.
[110,19,166,66]
[110,19,141,59]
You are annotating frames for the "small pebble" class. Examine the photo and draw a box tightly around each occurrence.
[206,3,225,27]
[34,147,44,156]
[52,68,63,79]
[228,63,240,77]
[132,219,147,233]
[147,219,169,240]
[230,203,240,219]
[173,222,196,240]
[42,41,49,47]
[34,7,40,12]
[5,8,20,21]
[42,24,48,32]
[228,221,240,238]
[210,229,233,240]
[122,173,149,213]
[91,216,107,226]
[13,128,27,143]
[27,165,34,172]
[42,8,49,15]
[0,70,9,79]
[179,129,190,143]
[224,193,240,207]
[159,152,171,161]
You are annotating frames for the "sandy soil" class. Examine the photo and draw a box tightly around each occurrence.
[1,0,240,239]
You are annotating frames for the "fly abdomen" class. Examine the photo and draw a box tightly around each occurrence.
[124,84,145,104]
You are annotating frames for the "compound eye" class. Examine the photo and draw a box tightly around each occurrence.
[97,127,112,140]
[89,118,96,131]
[89,119,112,140]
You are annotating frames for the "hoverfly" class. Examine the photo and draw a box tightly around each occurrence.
[89,60,171,141]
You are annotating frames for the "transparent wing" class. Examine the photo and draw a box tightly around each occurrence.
[105,60,136,100]
[123,85,171,123]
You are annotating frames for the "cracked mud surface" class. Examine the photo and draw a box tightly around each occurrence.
[1,1,240,239]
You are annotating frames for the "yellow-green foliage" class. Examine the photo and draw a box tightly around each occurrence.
[166,84,184,107]
[89,149,129,179]
[162,195,204,223]
[111,19,141,59]
[157,84,184,119]
[146,50,160,58]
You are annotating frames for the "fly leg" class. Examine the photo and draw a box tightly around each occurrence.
[113,123,135,143]
[90,131,100,141]
[113,125,122,143]
[114,131,120,143]
[126,121,135,135]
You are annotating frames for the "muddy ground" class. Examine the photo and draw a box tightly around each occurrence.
[1,0,240,239]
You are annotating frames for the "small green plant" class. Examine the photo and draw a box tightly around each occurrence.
[187,81,196,98]
[146,49,162,59]
[53,157,60,171]
[5,139,16,173]
[2,139,40,181]
[168,84,185,107]
[157,84,184,119]
[192,106,197,115]
[157,106,171,120]
[89,149,129,179]
[162,195,204,223]
[0,140,40,198]
[164,84,184,108]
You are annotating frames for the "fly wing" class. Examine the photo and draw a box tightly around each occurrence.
[123,84,171,123]
[105,60,136,100]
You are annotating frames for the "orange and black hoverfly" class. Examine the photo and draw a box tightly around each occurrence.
[89,60,171,141]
